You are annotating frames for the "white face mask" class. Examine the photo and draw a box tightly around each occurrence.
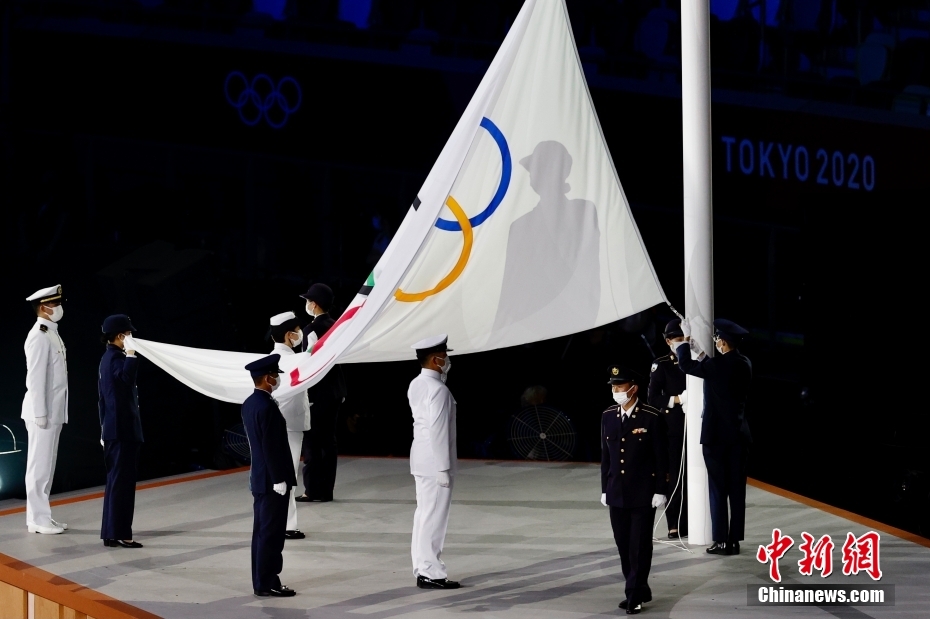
[715,341,726,354]
[439,356,451,375]
[45,305,64,322]
[289,331,303,347]
[668,340,683,353]
[613,388,633,406]
[306,302,320,317]
[269,375,281,392]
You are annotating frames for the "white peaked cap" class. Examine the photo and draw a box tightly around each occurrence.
[410,334,451,351]
[26,285,63,303]
[270,311,297,326]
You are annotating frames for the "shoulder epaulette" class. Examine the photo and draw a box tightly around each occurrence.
[602,404,621,414]
[39,325,48,333]
[653,353,674,364]
[636,403,660,416]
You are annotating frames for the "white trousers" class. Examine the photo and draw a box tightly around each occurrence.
[411,474,453,579]
[286,430,304,531]
[24,420,63,527]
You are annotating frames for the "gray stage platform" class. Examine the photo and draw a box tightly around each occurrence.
[0,457,928,618]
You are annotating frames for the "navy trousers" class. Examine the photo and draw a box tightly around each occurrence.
[101,440,141,540]
[251,491,288,592]
[302,398,340,500]
[702,442,748,543]
[609,506,655,606]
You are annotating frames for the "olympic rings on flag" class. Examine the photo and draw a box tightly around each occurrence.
[395,196,473,302]
[435,117,511,231]
[394,117,510,303]
[224,71,302,129]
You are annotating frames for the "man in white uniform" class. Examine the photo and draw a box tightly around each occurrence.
[22,284,69,535]
[269,312,311,540]
[407,334,459,589]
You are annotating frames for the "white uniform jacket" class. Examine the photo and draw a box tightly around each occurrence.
[408,369,457,477]
[272,343,311,432]
[21,318,68,425]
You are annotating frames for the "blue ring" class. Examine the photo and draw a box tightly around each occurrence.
[435,117,511,231]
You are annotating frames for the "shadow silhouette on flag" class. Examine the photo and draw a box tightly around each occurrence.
[492,141,601,337]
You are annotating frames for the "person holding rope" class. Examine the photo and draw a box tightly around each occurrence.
[647,319,690,539]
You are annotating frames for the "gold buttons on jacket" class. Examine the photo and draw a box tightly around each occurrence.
[621,470,625,474]
[621,449,624,453]
[621,438,625,442]
[620,460,624,463]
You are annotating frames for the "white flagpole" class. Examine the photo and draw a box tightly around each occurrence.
[681,0,714,547]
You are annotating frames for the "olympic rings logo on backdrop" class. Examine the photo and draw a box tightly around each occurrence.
[224,71,302,129]
[395,117,511,303]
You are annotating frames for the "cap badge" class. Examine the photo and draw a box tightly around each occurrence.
[611,367,619,376]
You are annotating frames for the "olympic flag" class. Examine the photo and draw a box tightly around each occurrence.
[130,0,667,404]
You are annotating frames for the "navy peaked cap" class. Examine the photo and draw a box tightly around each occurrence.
[102,314,136,333]
[245,354,283,378]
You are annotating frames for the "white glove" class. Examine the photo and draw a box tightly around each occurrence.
[689,336,703,355]
[600,493,607,507]
[123,335,137,357]
[100,438,105,447]
[273,482,287,495]
[35,417,48,429]
[437,470,451,488]
[678,390,688,407]
[651,494,667,509]
[679,318,691,337]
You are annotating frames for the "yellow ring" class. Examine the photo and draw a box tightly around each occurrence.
[395,196,473,303]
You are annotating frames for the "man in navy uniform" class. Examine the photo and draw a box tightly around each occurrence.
[647,319,689,539]
[242,354,297,597]
[676,318,752,556]
[297,283,346,502]
[98,314,144,548]
[601,366,668,615]
[22,284,69,535]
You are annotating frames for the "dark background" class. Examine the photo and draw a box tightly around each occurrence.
[1,0,928,535]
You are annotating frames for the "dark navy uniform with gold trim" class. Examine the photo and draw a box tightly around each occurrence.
[601,366,668,611]
[647,319,689,537]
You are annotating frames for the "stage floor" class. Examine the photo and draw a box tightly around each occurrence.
[1,457,928,618]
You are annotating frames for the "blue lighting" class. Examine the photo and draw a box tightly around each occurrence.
[224,72,302,129]
[338,0,373,30]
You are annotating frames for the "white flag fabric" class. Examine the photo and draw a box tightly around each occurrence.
[131,0,667,404]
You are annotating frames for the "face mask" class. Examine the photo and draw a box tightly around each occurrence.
[715,341,726,354]
[439,356,451,375]
[269,375,280,392]
[290,331,303,347]
[668,340,683,353]
[613,388,632,406]
[46,305,64,322]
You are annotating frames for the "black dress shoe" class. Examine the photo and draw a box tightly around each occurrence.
[105,539,143,548]
[254,586,296,597]
[727,542,740,555]
[706,542,728,555]
[626,604,642,615]
[619,599,628,609]
[417,576,461,589]
[285,530,306,539]
[294,495,313,502]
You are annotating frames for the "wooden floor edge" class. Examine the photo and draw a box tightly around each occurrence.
[0,551,162,619]
[0,466,250,518]
[747,477,930,549]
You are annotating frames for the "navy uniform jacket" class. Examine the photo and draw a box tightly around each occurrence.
[242,389,297,494]
[98,345,143,442]
[676,344,752,446]
[601,400,669,508]
[302,313,347,402]
[647,353,687,438]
